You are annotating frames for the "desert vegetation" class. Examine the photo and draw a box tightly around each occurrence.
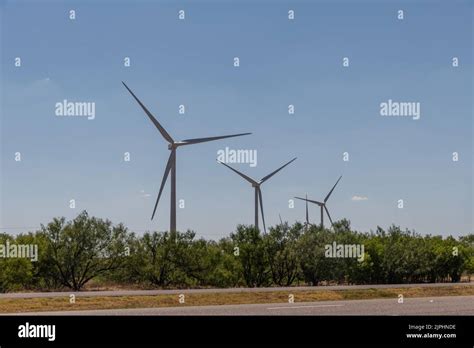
[0,211,472,292]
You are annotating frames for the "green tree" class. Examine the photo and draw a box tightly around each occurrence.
[264,223,302,286]
[230,225,269,287]
[297,225,336,285]
[0,233,34,292]
[41,211,129,290]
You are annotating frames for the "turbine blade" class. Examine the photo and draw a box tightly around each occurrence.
[218,161,257,185]
[258,188,266,233]
[180,133,251,145]
[324,205,334,227]
[324,175,342,203]
[260,157,297,183]
[122,81,174,143]
[294,196,323,206]
[151,150,175,220]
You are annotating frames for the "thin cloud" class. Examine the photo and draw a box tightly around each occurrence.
[352,195,368,201]
[140,190,151,198]
[14,77,61,101]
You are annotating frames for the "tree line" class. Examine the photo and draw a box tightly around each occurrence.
[0,211,472,292]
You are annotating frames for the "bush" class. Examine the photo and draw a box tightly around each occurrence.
[1,212,471,292]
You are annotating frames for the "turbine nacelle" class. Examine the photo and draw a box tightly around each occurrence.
[168,142,186,149]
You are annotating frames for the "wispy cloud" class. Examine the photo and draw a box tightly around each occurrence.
[8,77,62,102]
[352,195,368,201]
[140,190,151,198]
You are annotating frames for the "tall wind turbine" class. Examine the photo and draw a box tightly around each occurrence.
[295,176,342,229]
[123,82,251,232]
[218,158,297,233]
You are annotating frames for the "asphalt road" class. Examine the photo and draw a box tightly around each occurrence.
[8,295,474,316]
[0,282,471,299]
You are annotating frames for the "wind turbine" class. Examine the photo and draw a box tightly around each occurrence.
[295,176,342,229]
[218,157,297,233]
[122,81,251,232]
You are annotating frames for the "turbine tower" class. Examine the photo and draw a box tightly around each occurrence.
[303,194,311,229]
[218,158,297,233]
[295,176,342,229]
[123,82,251,232]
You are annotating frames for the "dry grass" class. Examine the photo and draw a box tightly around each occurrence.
[1,285,473,314]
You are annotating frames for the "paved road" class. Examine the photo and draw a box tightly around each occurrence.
[0,282,471,299]
[7,295,474,316]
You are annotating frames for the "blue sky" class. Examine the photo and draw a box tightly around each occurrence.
[1,0,472,238]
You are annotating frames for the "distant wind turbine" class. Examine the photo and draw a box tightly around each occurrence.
[218,158,297,233]
[295,176,342,229]
[123,81,251,232]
